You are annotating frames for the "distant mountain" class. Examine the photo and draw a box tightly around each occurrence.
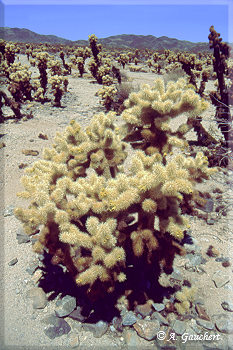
[0,27,215,52]
[0,27,72,45]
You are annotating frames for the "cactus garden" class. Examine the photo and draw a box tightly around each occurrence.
[1,24,233,349]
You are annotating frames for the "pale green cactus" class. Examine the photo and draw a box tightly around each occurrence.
[15,76,216,306]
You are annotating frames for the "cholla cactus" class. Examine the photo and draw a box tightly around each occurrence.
[15,78,216,307]
[97,85,117,110]
[88,34,102,63]
[8,63,32,102]
[36,52,49,96]
[48,59,63,76]
[174,286,196,315]
[5,42,17,65]
[48,75,65,107]
[76,57,85,77]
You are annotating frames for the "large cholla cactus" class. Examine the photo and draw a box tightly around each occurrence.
[15,78,216,305]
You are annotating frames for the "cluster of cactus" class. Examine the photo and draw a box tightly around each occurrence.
[8,62,33,102]
[0,90,22,122]
[4,42,19,66]
[35,52,49,98]
[48,75,68,107]
[59,51,71,75]
[208,25,232,147]
[15,77,216,310]
[97,85,118,111]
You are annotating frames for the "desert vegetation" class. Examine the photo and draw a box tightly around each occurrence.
[1,26,233,348]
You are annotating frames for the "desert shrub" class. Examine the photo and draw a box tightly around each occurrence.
[15,77,216,312]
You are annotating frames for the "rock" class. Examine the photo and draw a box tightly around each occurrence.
[186,253,205,267]
[0,142,6,149]
[69,333,80,348]
[38,133,48,140]
[112,316,123,332]
[207,218,215,225]
[152,303,165,312]
[26,260,40,275]
[31,269,43,284]
[212,271,230,288]
[215,314,233,334]
[195,304,211,321]
[135,301,153,317]
[43,315,71,339]
[16,232,30,244]
[82,320,108,338]
[27,287,47,309]
[206,245,220,257]
[171,319,186,335]
[123,329,142,348]
[18,163,28,169]
[222,260,231,268]
[133,319,160,340]
[221,301,233,312]
[122,311,138,326]
[196,318,215,330]
[68,306,86,322]
[8,258,18,266]
[4,205,15,217]
[189,319,203,335]
[196,198,214,213]
[55,295,76,317]
[22,149,39,156]
[151,311,169,326]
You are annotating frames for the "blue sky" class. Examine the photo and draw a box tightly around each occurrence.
[1,0,232,43]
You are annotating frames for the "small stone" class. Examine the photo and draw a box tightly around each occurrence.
[27,287,47,309]
[43,315,71,339]
[186,253,205,267]
[8,258,18,266]
[112,316,123,332]
[31,269,43,284]
[206,245,220,257]
[171,319,186,335]
[152,303,165,312]
[0,142,6,149]
[222,260,231,268]
[18,163,28,169]
[195,304,211,321]
[122,311,138,326]
[4,205,15,217]
[133,319,160,340]
[16,232,30,244]
[207,218,215,225]
[151,311,169,326]
[22,149,39,156]
[221,301,233,312]
[55,295,76,317]
[196,198,214,213]
[215,314,233,334]
[212,271,230,288]
[196,318,215,330]
[26,261,40,275]
[68,306,86,322]
[135,301,153,317]
[69,333,80,348]
[189,319,203,335]
[123,329,141,348]
[38,133,48,140]
[82,320,108,338]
